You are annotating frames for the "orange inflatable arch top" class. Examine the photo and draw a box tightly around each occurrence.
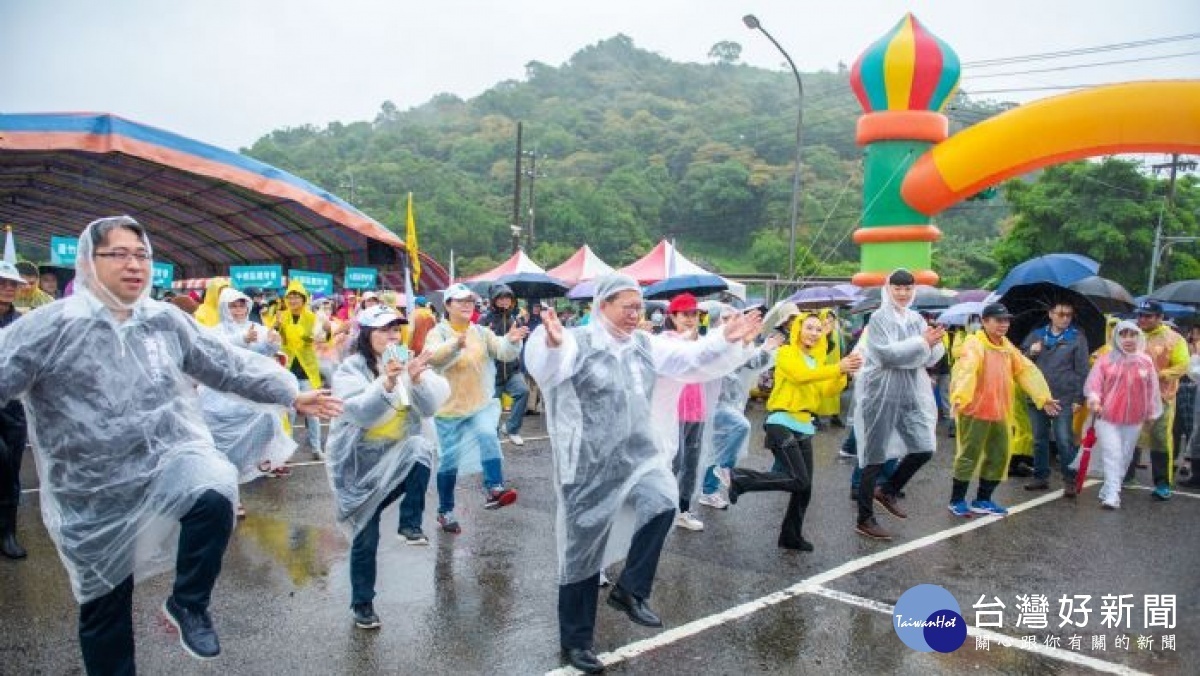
[901,81,1200,216]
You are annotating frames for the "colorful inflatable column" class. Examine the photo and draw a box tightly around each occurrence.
[849,13,960,287]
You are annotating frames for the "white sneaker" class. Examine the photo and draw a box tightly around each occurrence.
[674,511,705,531]
[507,433,525,446]
[698,492,729,510]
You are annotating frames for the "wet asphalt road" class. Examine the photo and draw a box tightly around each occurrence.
[1,403,1197,675]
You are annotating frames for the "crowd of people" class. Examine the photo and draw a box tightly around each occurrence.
[1,216,1199,675]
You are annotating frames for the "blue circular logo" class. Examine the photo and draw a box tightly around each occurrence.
[893,584,967,653]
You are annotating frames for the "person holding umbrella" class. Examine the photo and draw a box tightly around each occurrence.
[1084,320,1162,509]
[948,303,1059,517]
[1020,302,1089,496]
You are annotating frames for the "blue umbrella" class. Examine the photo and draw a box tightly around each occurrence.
[994,254,1100,295]
[644,273,728,300]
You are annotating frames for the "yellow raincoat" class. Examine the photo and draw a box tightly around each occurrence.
[766,312,846,425]
[275,279,322,387]
[950,330,1052,422]
[193,278,230,327]
[815,309,843,417]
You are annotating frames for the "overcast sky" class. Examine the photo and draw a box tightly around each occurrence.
[4,0,1198,150]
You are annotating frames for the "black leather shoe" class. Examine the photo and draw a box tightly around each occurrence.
[607,585,663,627]
[561,648,605,674]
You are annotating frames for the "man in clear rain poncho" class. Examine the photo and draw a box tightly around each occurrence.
[852,269,945,541]
[525,273,762,675]
[0,216,341,675]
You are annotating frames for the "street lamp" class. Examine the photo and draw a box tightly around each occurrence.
[744,13,804,280]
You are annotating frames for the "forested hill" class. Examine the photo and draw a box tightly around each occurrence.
[245,35,1012,284]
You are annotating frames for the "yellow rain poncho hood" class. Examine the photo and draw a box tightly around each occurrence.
[193,278,230,327]
[276,278,322,387]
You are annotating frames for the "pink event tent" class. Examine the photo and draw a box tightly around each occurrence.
[462,249,546,282]
[545,244,615,285]
[618,240,746,300]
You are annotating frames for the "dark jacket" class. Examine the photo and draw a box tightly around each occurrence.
[481,284,523,385]
[1020,324,1089,405]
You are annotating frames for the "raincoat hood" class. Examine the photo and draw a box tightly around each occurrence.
[74,215,155,315]
[194,278,230,327]
[489,283,516,306]
[1109,320,1147,356]
[217,287,253,328]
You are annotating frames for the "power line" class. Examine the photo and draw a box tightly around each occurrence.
[966,50,1200,79]
[963,33,1200,68]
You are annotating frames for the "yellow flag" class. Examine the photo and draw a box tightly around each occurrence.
[405,192,421,289]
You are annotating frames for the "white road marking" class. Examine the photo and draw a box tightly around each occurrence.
[546,483,1188,675]
[809,586,1153,676]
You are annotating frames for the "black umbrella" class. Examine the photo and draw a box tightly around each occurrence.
[493,272,570,299]
[1068,276,1135,314]
[1149,280,1200,306]
[999,283,1105,350]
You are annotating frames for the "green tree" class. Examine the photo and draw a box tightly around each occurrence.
[707,41,742,65]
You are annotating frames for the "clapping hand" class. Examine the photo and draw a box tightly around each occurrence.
[506,323,531,343]
[540,307,564,347]
[294,389,343,419]
[721,311,764,344]
[406,352,431,385]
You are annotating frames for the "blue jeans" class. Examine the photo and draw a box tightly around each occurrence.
[1028,404,1076,481]
[291,379,323,452]
[495,371,529,435]
[703,409,750,494]
[350,463,430,605]
[437,458,504,515]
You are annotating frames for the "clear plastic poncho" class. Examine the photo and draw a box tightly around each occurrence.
[0,216,300,603]
[326,353,449,536]
[852,280,943,467]
[1084,320,1162,426]
[198,287,296,482]
[707,303,777,471]
[524,289,752,585]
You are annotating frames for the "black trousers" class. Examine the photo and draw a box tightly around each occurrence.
[558,509,674,650]
[731,424,812,547]
[857,452,932,524]
[78,489,234,676]
[0,402,27,509]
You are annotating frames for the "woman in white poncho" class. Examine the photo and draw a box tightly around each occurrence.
[326,305,448,630]
[198,288,295,505]
[525,273,761,675]
[0,216,340,674]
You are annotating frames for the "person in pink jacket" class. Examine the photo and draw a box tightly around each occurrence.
[1085,320,1162,509]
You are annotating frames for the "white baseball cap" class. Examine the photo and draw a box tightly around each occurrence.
[357,305,406,328]
[0,261,25,285]
[444,283,477,302]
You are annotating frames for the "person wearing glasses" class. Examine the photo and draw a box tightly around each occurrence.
[525,274,761,675]
[0,216,343,675]
[0,261,30,559]
[1019,301,1089,495]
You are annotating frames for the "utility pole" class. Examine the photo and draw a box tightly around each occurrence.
[339,174,358,205]
[523,150,540,250]
[1147,154,1197,294]
[511,121,524,253]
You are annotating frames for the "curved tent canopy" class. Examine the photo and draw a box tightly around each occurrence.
[618,239,746,300]
[463,249,546,282]
[0,113,448,288]
[546,244,614,286]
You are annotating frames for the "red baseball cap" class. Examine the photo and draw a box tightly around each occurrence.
[667,293,698,314]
